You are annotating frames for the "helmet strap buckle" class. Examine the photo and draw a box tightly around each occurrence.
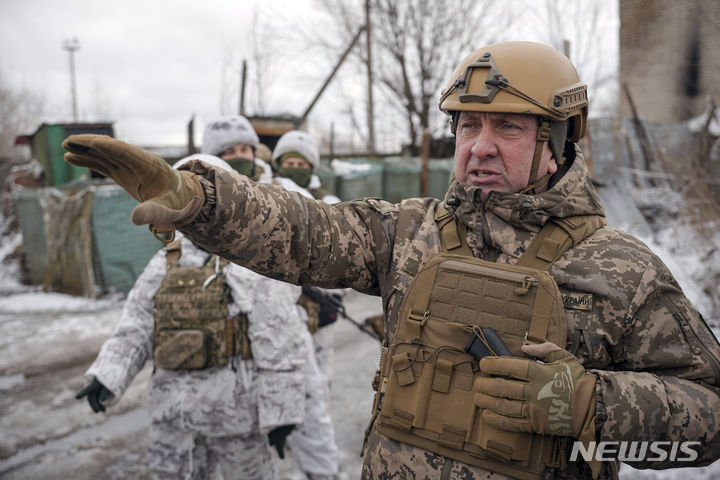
[523,119,552,194]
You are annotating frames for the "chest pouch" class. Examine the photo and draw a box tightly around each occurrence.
[374,205,604,479]
[153,241,251,370]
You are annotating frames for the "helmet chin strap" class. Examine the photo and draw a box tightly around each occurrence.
[518,118,551,195]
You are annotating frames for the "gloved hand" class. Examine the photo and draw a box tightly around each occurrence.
[62,134,205,236]
[75,376,112,413]
[475,341,597,439]
[268,424,295,459]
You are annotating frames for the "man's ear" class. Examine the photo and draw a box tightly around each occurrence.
[547,154,558,175]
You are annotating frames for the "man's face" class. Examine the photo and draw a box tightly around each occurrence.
[281,156,311,169]
[453,111,557,201]
[220,143,254,161]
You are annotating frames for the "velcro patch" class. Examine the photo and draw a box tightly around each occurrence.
[403,257,419,276]
[562,292,593,311]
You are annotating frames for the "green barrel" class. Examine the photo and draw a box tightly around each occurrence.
[315,165,337,196]
[383,157,421,203]
[428,158,454,200]
[11,188,47,284]
[335,163,384,201]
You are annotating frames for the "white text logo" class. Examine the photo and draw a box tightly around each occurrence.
[570,441,701,462]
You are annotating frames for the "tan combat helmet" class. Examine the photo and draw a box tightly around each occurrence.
[439,41,588,193]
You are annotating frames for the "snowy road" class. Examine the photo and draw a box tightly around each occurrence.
[0,288,381,479]
[1,288,719,479]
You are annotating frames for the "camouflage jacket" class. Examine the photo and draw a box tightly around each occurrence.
[85,234,309,436]
[180,150,720,477]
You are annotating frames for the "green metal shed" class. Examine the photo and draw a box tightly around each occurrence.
[20,122,114,187]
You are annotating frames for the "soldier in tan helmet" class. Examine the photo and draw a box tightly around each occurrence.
[63,41,720,479]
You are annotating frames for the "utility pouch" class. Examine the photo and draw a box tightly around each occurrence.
[154,329,208,369]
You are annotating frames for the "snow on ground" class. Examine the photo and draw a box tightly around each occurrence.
[0,276,382,479]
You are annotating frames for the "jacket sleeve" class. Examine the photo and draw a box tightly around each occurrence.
[84,250,166,404]
[178,162,398,295]
[592,254,720,469]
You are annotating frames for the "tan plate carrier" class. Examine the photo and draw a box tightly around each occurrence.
[153,240,252,370]
[374,205,604,479]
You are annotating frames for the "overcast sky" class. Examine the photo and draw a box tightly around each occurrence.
[1,0,619,151]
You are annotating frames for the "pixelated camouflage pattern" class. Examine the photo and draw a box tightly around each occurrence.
[148,420,276,479]
[178,149,720,478]
[153,254,238,369]
[85,233,309,473]
[286,320,341,476]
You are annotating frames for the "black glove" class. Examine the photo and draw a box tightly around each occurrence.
[268,424,295,459]
[75,376,112,413]
[318,293,342,328]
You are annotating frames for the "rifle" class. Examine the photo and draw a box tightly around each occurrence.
[301,286,381,341]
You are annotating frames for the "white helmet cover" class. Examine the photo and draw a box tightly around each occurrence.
[271,130,320,170]
[201,115,259,156]
[173,153,233,173]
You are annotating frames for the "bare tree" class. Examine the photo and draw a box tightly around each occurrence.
[518,0,619,117]
[306,0,510,152]
[0,73,45,160]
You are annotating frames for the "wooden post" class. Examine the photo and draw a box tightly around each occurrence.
[622,82,656,187]
[365,0,375,155]
[239,59,247,116]
[299,26,366,126]
[187,114,196,155]
[420,128,430,196]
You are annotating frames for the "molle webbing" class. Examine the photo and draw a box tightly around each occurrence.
[153,244,251,370]
[434,205,605,270]
[375,205,604,479]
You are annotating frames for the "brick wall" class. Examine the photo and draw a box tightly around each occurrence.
[620,0,720,122]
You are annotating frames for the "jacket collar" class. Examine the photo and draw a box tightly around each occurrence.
[443,148,605,254]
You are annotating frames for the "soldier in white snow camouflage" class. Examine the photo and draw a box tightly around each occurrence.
[76,156,310,480]
[66,41,720,479]
[201,117,340,479]
[271,129,342,480]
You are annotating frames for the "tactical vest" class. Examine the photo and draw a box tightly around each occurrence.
[373,205,605,480]
[153,240,252,370]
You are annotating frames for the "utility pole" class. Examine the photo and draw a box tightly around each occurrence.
[63,37,80,122]
[365,0,375,155]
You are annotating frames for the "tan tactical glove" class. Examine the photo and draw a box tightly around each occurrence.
[476,342,597,438]
[63,134,204,238]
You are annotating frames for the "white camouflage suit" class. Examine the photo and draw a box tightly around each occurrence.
[85,233,310,479]
[274,174,342,479]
